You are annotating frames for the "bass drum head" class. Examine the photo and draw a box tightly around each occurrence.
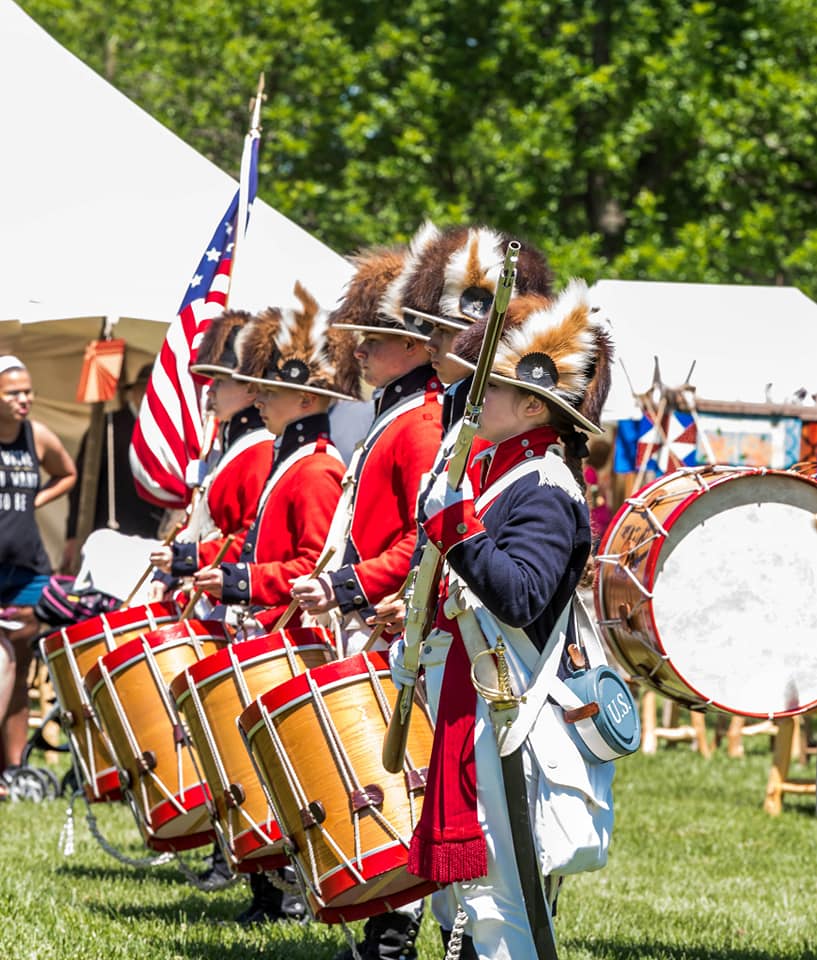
[649,471,817,717]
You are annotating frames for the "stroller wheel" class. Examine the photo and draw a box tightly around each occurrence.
[6,767,55,802]
[35,767,61,799]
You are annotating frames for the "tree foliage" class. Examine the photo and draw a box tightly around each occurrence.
[18,0,817,295]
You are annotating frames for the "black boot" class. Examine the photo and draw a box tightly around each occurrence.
[197,844,234,892]
[235,872,284,925]
[277,865,307,922]
[333,911,421,960]
[440,927,478,960]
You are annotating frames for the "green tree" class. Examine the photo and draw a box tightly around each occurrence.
[17,0,817,296]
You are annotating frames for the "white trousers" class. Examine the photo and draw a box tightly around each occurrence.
[421,630,545,960]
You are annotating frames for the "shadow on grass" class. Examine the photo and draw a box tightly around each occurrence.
[86,900,343,960]
[91,896,247,924]
[56,861,199,886]
[563,938,817,960]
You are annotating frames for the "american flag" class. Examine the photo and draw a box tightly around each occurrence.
[129,131,259,507]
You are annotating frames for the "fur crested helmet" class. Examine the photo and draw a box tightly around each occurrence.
[451,279,614,435]
[393,224,554,337]
[189,309,253,377]
[233,282,361,401]
[328,243,427,340]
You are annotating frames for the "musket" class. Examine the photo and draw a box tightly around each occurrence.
[381,240,521,773]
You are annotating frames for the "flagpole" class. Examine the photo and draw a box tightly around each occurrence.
[224,73,265,311]
[130,77,265,508]
[195,75,266,486]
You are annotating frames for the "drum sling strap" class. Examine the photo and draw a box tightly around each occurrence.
[315,392,431,650]
[447,573,570,960]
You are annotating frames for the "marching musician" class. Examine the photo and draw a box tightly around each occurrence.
[359,225,555,957]
[191,282,357,626]
[290,234,445,656]
[148,309,274,606]
[389,282,614,960]
[288,231,444,960]
[146,309,274,897]
[181,282,356,923]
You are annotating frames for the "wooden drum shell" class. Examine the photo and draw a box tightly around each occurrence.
[40,602,179,802]
[239,651,438,924]
[85,620,229,850]
[170,626,335,872]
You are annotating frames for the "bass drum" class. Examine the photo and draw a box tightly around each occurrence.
[40,603,179,802]
[595,465,817,718]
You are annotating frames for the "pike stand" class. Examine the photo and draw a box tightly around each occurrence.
[639,690,711,758]
[762,712,817,816]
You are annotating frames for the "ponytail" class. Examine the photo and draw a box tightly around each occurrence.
[546,405,589,493]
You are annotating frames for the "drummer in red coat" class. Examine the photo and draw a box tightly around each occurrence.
[149,309,274,597]
[290,230,445,656]
[191,282,359,628]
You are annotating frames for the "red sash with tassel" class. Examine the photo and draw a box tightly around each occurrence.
[407,606,488,883]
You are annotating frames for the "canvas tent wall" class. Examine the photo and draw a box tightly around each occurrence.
[593,280,817,421]
[589,279,817,506]
[0,0,355,565]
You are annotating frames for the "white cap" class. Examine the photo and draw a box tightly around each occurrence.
[0,355,25,376]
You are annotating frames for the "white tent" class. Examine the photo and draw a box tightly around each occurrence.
[0,0,352,325]
[592,280,817,422]
[0,0,355,562]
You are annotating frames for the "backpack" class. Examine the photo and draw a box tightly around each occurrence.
[34,574,120,628]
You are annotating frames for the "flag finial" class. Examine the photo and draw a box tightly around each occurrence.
[249,73,266,135]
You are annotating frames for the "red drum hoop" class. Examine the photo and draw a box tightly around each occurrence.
[170,626,335,872]
[790,460,817,480]
[85,619,229,851]
[40,602,179,802]
[595,465,817,718]
[238,651,438,924]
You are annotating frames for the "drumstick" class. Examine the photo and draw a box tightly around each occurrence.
[120,522,184,610]
[271,547,336,633]
[362,576,411,653]
[179,535,236,620]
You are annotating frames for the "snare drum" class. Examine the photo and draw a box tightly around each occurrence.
[238,651,438,923]
[170,627,335,872]
[40,603,179,801]
[595,465,817,718]
[85,619,229,851]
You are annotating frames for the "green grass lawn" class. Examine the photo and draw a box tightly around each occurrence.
[1,732,815,960]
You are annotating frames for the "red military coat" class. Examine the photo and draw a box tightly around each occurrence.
[170,409,274,575]
[328,363,444,616]
[220,413,345,626]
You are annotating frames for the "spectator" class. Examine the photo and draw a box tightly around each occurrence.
[61,362,162,573]
[0,355,76,781]
[585,437,614,552]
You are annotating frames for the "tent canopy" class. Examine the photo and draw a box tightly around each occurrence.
[592,280,817,422]
[0,0,355,565]
[0,0,353,327]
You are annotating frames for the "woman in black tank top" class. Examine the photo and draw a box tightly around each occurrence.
[0,357,76,780]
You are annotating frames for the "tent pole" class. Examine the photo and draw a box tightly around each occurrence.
[70,317,117,574]
[71,400,105,573]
